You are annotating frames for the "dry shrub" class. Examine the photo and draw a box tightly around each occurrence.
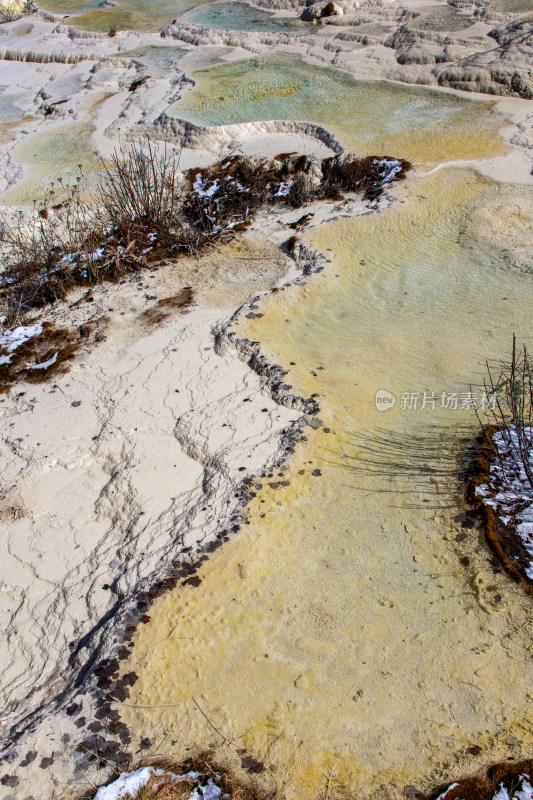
[0,141,189,310]
[464,337,533,592]
[1,172,105,306]
[95,140,183,235]
[474,335,533,492]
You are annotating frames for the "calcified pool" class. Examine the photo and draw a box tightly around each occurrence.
[182,2,311,34]
[412,5,473,31]
[0,122,103,205]
[36,0,217,32]
[170,52,507,163]
[119,168,533,798]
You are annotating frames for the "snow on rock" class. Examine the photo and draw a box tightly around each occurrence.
[475,426,533,576]
[94,767,224,800]
[0,322,43,366]
[491,776,533,800]
[372,158,403,184]
[94,767,155,800]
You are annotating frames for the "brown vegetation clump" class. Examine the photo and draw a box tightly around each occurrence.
[86,755,533,800]
[0,143,408,392]
[184,155,266,233]
[0,141,409,316]
[466,336,533,594]
[184,150,410,232]
[0,316,107,393]
[467,425,533,595]
[140,288,194,325]
[86,753,269,800]
[425,760,533,800]
[322,152,410,199]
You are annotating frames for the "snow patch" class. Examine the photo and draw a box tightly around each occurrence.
[0,322,43,366]
[27,352,58,370]
[493,785,510,800]
[491,776,533,800]
[435,783,459,800]
[193,173,220,198]
[475,426,533,576]
[273,180,293,197]
[372,158,403,184]
[515,776,533,800]
[94,767,223,800]
[94,767,155,800]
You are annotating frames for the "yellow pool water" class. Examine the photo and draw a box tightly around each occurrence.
[36,0,217,32]
[118,169,533,799]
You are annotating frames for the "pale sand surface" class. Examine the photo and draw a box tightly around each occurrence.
[0,187,387,796]
[0,229,300,797]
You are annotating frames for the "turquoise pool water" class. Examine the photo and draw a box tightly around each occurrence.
[182,1,311,33]
[170,52,506,163]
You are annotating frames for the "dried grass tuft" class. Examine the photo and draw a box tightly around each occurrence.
[0,143,409,318]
